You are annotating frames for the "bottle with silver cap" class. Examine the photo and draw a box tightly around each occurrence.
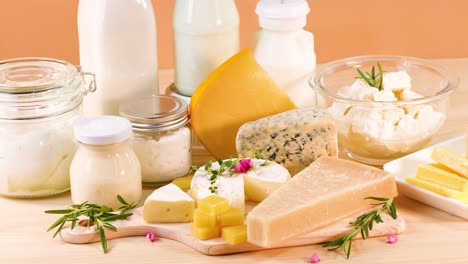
[119,95,191,185]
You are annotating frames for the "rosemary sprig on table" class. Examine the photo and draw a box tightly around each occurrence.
[45,195,137,253]
[356,63,384,91]
[322,197,398,259]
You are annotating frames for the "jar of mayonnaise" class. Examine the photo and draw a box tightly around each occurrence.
[0,58,95,198]
[119,96,191,186]
[173,0,239,96]
[70,116,142,209]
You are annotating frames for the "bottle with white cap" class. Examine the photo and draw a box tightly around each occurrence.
[70,115,142,209]
[253,0,316,108]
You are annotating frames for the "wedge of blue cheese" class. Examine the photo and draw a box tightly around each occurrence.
[236,108,338,175]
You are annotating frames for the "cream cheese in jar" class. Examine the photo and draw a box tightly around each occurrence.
[120,96,191,185]
[0,58,95,197]
[70,116,142,209]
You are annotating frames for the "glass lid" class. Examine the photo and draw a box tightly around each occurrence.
[0,57,77,93]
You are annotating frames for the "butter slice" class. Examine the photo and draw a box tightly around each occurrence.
[406,177,468,204]
[416,164,468,191]
[143,183,195,223]
[432,147,468,178]
[246,157,398,247]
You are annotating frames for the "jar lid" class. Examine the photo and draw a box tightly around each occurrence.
[119,95,189,133]
[0,57,94,120]
[0,57,77,93]
[74,116,133,145]
[256,0,310,31]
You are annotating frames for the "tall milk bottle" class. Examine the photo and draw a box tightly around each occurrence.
[173,0,239,96]
[78,0,158,116]
[254,0,316,108]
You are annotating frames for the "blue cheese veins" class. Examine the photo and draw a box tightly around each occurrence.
[235,108,338,175]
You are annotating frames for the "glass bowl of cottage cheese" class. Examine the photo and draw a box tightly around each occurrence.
[310,55,458,165]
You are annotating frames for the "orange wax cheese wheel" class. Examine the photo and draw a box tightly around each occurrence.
[246,157,398,247]
[190,49,297,159]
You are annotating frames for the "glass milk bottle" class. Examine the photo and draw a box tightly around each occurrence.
[254,0,316,108]
[78,0,158,116]
[173,0,240,96]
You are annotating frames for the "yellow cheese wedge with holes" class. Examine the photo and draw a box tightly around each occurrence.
[190,49,297,159]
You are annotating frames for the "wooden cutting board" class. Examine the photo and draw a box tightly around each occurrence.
[60,206,406,255]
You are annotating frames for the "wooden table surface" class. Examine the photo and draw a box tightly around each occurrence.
[1,59,467,264]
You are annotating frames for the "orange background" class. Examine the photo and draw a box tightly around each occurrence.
[1,0,468,69]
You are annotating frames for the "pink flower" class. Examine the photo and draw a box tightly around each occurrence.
[308,252,320,263]
[234,159,253,173]
[146,231,157,242]
[387,234,398,244]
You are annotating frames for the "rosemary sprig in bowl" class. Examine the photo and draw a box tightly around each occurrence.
[322,196,398,259]
[45,195,137,253]
[355,63,384,90]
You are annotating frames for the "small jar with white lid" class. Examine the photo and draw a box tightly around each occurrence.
[120,96,191,186]
[70,116,142,209]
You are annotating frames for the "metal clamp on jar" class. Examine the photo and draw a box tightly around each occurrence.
[120,95,192,186]
[0,58,95,198]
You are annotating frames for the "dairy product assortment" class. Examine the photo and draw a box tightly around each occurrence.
[3,0,462,260]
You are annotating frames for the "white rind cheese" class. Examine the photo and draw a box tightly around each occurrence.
[143,183,195,223]
[190,159,291,206]
[244,159,291,202]
[236,108,338,175]
[190,163,245,209]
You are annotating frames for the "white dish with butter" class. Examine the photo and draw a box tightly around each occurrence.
[384,134,468,219]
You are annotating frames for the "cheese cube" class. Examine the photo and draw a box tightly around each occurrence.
[246,157,398,247]
[406,177,468,203]
[193,209,217,228]
[222,225,247,245]
[432,147,468,178]
[236,108,338,175]
[191,224,220,240]
[143,184,194,223]
[197,195,230,215]
[382,71,412,91]
[416,164,468,191]
[217,207,244,227]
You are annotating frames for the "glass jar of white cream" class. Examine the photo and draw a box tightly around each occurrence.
[120,96,191,186]
[70,116,142,209]
[0,58,95,198]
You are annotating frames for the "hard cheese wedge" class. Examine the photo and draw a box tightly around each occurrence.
[246,157,398,247]
[143,184,195,223]
[190,49,297,159]
[416,164,468,191]
[432,147,468,178]
[406,177,468,203]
